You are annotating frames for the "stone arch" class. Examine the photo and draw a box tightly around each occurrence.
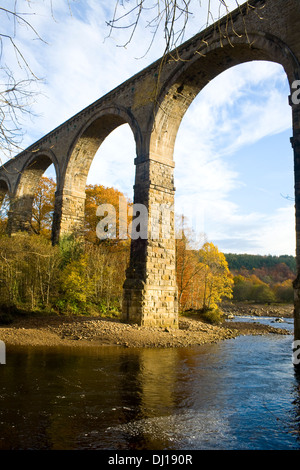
[122,31,300,328]
[9,149,59,235]
[15,149,60,197]
[64,106,141,194]
[55,106,141,241]
[0,176,11,201]
[0,177,11,226]
[150,32,300,162]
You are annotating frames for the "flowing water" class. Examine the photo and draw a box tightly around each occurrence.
[0,316,300,450]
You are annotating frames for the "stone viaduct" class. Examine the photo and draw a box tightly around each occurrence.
[1,0,300,337]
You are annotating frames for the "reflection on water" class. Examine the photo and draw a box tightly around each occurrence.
[0,317,300,450]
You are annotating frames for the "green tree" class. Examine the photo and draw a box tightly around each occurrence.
[232,274,253,301]
[232,273,278,303]
[58,254,94,313]
[274,279,294,303]
[0,233,60,311]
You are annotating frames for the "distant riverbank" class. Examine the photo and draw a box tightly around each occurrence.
[0,302,291,349]
[221,301,293,318]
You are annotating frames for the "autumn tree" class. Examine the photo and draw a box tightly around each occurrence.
[57,252,94,314]
[176,219,233,314]
[0,233,61,312]
[0,179,236,318]
[232,274,252,301]
[84,184,132,245]
[29,180,132,243]
[197,242,233,311]
[176,227,206,311]
[274,279,294,303]
[0,176,56,238]
[31,176,56,237]
[84,243,128,314]
[229,253,296,304]
[232,273,276,303]
[0,192,9,234]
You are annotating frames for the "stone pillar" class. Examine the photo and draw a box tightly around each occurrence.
[291,95,300,341]
[122,156,178,328]
[0,182,7,207]
[52,189,86,244]
[6,195,33,235]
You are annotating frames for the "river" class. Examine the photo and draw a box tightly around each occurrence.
[0,316,299,450]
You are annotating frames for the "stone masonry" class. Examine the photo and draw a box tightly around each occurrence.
[1,0,300,334]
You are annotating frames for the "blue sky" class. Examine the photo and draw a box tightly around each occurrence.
[1,0,296,256]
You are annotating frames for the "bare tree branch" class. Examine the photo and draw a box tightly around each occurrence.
[0,1,73,160]
[0,66,37,157]
[107,1,264,60]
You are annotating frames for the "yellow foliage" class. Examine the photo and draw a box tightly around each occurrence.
[60,255,93,305]
[176,237,233,312]
[198,242,233,310]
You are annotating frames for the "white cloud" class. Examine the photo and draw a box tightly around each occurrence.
[1,2,296,256]
[87,124,136,200]
[172,59,294,255]
[257,207,296,256]
[12,1,159,147]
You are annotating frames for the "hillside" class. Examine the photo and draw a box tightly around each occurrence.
[225,253,296,274]
[225,253,296,303]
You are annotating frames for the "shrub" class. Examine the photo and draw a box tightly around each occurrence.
[200,307,224,325]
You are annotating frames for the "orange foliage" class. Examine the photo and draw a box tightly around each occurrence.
[32,176,56,237]
[176,234,204,310]
[84,184,132,245]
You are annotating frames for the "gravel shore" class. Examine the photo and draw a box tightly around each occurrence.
[0,302,292,349]
[221,302,294,318]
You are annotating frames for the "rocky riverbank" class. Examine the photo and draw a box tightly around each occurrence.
[0,302,292,349]
[222,302,293,318]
